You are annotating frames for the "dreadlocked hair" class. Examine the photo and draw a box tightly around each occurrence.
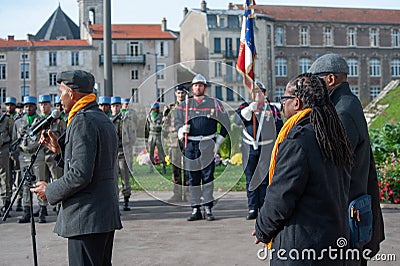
[288,73,354,167]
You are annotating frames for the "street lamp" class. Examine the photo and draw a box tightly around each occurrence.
[146,52,159,100]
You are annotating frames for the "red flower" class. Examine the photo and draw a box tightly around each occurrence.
[394,197,400,204]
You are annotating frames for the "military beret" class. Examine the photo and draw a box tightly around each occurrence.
[23,96,37,105]
[5,97,17,105]
[98,96,111,105]
[111,96,121,105]
[39,94,51,103]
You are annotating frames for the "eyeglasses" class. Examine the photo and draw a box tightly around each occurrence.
[279,95,296,106]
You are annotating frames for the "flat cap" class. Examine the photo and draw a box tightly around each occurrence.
[56,70,95,93]
[308,54,349,74]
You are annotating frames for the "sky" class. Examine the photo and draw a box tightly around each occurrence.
[0,0,399,40]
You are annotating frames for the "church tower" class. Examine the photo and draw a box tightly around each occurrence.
[77,0,104,38]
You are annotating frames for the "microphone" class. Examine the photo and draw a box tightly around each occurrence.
[28,110,60,139]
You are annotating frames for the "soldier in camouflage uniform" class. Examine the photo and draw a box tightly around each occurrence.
[6,97,23,211]
[145,102,166,174]
[11,96,46,223]
[163,85,189,202]
[36,95,66,221]
[110,96,133,211]
[121,97,137,171]
[0,101,13,217]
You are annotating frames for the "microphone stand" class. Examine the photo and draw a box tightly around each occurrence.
[3,142,43,266]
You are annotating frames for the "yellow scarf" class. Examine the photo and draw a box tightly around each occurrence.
[266,107,311,249]
[67,93,97,126]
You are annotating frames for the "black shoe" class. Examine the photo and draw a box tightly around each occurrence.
[18,207,31,223]
[204,207,215,221]
[246,210,258,220]
[187,209,203,221]
[123,196,131,211]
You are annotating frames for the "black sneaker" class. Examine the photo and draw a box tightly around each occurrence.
[187,209,203,221]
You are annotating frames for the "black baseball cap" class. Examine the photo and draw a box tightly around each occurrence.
[56,70,95,93]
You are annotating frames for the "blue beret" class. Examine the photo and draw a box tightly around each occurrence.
[111,96,121,105]
[98,96,111,105]
[23,96,37,105]
[39,94,52,103]
[5,97,17,105]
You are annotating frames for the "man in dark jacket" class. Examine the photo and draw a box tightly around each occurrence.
[31,70,122,265]
[308,53,385,264]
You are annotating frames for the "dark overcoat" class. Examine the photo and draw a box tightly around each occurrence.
[255,117,351,265]
[46,101,122,238]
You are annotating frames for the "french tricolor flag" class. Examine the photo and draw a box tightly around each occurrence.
[236,0,256,91]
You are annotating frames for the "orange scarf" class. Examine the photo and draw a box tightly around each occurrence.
[266,108,311,249]
[269,108,311,184]
[67,93,97,126]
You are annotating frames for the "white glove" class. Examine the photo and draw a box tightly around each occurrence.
[213,135,225,154]
[240,102,257,121]
[178,125,190,140]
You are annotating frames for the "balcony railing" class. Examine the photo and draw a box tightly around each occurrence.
[212,50,238,59]
[99,54,146,65]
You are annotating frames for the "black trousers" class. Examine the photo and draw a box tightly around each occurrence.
[68,231,115,266]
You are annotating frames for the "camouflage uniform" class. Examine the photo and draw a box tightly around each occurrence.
[163,103,189,201]
[0,113,13,214]
[145,110,166,172]
[12,107,46,221]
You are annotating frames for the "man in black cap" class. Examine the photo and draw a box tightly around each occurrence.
[31,70,122,265]
[163,84,190,202]
[308,54,385,264]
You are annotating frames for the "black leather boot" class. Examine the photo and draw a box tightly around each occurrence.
[123,196,131,211]
[38,206,47,223]
[187,208,203,221]
[18,206,31,223]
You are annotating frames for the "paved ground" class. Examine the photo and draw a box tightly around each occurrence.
[0,191,399,266]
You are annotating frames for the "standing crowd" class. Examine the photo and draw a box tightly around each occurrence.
[0,53,385,265]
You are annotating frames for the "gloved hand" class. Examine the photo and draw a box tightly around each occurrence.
[178,125,190,140]
[240,102,258,121]
[213,135,225,154]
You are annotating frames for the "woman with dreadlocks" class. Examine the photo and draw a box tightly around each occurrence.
[253,73,354,265]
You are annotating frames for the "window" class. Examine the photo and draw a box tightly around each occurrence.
[131,88,139,103]
[129,42,141,56]
[219,17,225,28]
[71,51,79,66]
[392,29,399,48]
[324,27,333,46]
[156,64,165,80]
[227,15,239,29]
[214,38,221,53]
[215,86,223,100]
[20,62,30,80]
[276,27,284,46]
[0,54,5,60]
[370,29,378,47]
[300,27,308,46]
[156,88,165,102]
[299,58,311,74]
[214,61,222,77]
[391,59,400,77]
[0,64,6,80]
[0,88,6,103]
[131,67,139,80]
[347,59,359,77]
[275,58,287,77]
[21,53,29,60]
[207,15,217,28]
[369,59,381,77]
[225,61,233,82]
[226,88,234,101]
[21,86,30,101]
[225,38,233,57]
[274,87,285,102]
[350,87,359,97]
[237,86,245,102]
[157,41,168,57]
[49,73,57,86]
[50,93,57,104]
[49,52,57,66]
[370,87,380,100]
[348,28,356,47]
